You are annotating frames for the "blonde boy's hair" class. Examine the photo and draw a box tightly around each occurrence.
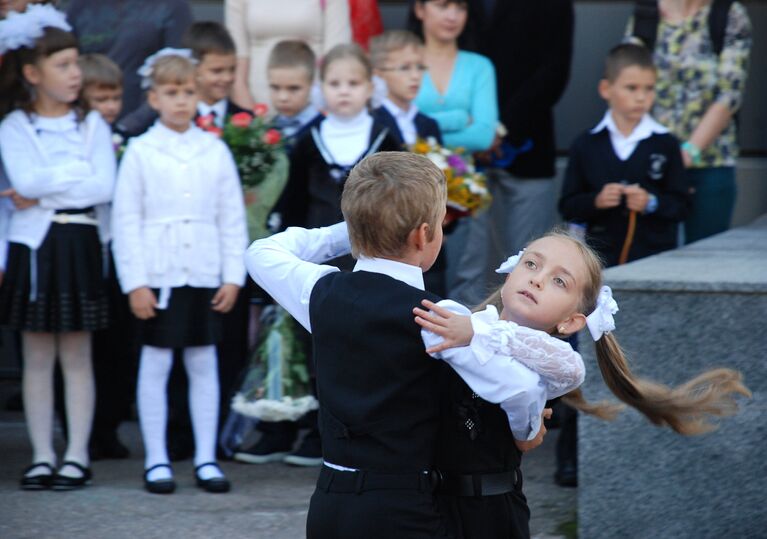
[78,53,122,89]
[369,30,423,68]
[342,152,446,259]
[267,40,316,81]
[150,55,196,88]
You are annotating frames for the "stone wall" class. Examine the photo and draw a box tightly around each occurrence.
[578,215,767,538]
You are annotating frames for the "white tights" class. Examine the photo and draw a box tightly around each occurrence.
[22,332,95,476]
[137,345,222,481]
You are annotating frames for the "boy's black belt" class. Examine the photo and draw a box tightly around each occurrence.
[318,465,441,494]
[438,469,521,497]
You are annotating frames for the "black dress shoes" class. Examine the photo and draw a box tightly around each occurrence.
[195,462,230,493]
[144,463,176,494]
[52,461,92,490]
[20,462,55,490]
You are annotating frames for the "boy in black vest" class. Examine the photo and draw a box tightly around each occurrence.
[559,43,688,267]
[247,152,548,538]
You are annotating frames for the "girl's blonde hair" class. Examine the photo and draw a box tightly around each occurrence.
[481,229,751,435]
[319,43,372,81]
[149,55,196,88]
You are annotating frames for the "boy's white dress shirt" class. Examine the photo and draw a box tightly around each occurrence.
[382,97,419,145]
[246,222,550,441]
[591,111,670,161]
[112,121,248,294]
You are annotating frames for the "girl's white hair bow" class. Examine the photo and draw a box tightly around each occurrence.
[586,285,619,341]
[495,250,525,274]
[137,47,197,89]
[0,4,71,54]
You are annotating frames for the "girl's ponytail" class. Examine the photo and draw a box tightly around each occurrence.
[574,333,751,435]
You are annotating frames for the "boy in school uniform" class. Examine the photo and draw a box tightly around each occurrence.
[183,21,249,127]
[247,152,548,538]
[559,43,689,268]
[77,53,134,461]
[232,39,325,468]
[266,40,323,153]
[370,30,442,147]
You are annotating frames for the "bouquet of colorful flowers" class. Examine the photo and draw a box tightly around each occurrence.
[410,137,491,218]
[196,104,289,240]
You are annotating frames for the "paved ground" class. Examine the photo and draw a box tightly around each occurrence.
[0,379,576,539]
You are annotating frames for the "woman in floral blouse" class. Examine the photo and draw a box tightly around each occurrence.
[627,0,752,243]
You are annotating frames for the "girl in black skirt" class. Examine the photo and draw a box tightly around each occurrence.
[0,7,116,490]
[111,51,248,494]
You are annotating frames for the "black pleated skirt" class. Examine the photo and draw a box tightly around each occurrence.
[0,223,109,332]
[138,286,222,349]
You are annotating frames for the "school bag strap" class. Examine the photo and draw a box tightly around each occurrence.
[632,0,734,55]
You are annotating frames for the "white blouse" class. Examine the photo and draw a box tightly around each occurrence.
[111,122,248,294]
[0,110,116,254]
[245,222,548,442]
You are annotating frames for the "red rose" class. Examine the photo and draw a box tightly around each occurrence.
[262,128,281,145]
[252,103,269,117]
[208,127,224,138]
[230,112,253,128]
[196,113,215,129]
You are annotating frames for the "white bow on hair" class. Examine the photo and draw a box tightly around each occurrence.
[137,47,197,89]
[0,4,71,54]
[586,285,619,341]
[495,250,525,274]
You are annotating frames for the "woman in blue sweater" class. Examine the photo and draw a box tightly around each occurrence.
[408,0,497,153]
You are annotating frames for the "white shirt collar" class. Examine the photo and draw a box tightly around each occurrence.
[197,100,228,127]
[382,97,418,122]
[353,256,425,291]
[324,109,371,130]
[591,110,669,140]
[591,110,669,161]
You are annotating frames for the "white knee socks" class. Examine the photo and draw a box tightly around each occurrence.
[137,345,173,481]
[138,345,223,482]
[21,332,57,471]
[184,345,222,480]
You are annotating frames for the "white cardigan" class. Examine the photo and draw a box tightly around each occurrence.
[111,122,248,294]
[0,110,116,270]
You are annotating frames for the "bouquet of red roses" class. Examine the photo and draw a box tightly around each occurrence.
[196,103,284,189]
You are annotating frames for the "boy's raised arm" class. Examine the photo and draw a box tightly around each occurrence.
[245,222,351,332]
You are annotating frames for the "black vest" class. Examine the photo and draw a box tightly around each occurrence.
[309,271,443,472]
[437,368,522,474]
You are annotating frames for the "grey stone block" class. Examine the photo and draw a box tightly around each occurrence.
[578,215,767,539]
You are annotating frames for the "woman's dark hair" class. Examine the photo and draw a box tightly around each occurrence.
[0,26,78,119]
[406,0,483,52]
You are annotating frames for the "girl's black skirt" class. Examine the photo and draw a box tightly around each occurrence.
[0,221,109,333]
[138,286,222,349]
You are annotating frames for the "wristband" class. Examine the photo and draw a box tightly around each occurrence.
[645,194,658,214]
[681,141,702,165]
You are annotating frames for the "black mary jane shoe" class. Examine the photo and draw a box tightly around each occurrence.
[195,462,231,493]
[144,463,176,494]
[20,462,55,490]
[52,461,92,491]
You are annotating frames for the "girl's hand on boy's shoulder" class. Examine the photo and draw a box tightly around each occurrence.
[129,287,157,320]
[414,299,474,354]
[514,408,553,453]
[211,284,241,313]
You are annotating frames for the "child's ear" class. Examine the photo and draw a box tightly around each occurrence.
[147,89,160,112]
[21,64,41,86]
[558,313,587,336]
[598,79,611,101]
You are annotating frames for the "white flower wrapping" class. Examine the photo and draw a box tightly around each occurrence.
[0,4,71,54]
[585,285,619,341]
[231,394,318,422]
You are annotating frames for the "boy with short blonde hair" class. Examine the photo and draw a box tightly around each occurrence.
[246,151,546,536]
[370,30,441,146]
[79,53,123,125]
